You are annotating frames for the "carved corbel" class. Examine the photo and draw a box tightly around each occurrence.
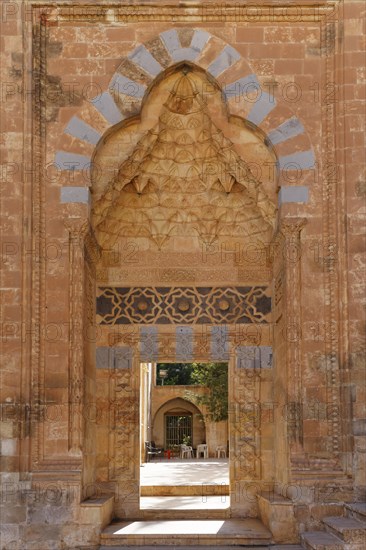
[280,217,307,239]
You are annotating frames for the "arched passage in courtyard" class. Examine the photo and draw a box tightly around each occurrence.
[152,397,206,451]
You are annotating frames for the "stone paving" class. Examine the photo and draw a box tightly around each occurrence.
[140,459,229,486]
[140,496,230,510]
[100,518,272,546]
[99,547,270,550]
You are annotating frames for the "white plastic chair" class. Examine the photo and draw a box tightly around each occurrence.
[180,444,193,458]
[216,445,226,458]
[197,444,208,459]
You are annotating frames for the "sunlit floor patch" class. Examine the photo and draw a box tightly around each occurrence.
[140,495,230,510]
[112,520,226,535]
[100,547,270,550]
[140,458,229,486]
[104,518,271,537]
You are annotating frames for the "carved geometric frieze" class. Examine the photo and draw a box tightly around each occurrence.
[232,359,262,479]
[97,266,272,287]
[140,326,159,361]
[176,326,194,361]
[96,286,271,325]
[111,371,139,488]
[96,326,273,364]
[211,325,229,361]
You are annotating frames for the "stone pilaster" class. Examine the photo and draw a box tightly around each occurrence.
[280,218,307,458]
[64,218,89,455]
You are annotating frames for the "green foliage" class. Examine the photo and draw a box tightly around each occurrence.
[186,362,228,422]
[156,362,228,422]
[156,363,198,385]
[182,434,191,446]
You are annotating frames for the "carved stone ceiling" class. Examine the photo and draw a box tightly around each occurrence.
[91,68,277,252]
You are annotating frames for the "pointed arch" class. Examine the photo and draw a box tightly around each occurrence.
[56,28,314,210]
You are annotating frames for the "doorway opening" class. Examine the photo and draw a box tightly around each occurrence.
[140,361,230,512]
[165,414,192,448]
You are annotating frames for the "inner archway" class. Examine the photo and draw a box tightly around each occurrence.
[153,397,205,450]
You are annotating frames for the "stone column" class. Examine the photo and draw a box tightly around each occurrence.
[64,218,89,455]
[280,218,307,458]
[112,348,140,518]
[230,346,261,518]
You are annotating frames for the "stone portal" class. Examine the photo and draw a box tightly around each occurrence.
[92,67,277,519]
[1,7,363,549]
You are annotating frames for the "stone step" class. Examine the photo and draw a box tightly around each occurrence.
[140,508,231,520]
[141,485,230,497]
[301,531,345,550]
[99,547,269,550]
[271,546,304,549]
[323,516,366,544]
[345,503,366,522]
[140,496,230,520]
[100,518,272,546]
